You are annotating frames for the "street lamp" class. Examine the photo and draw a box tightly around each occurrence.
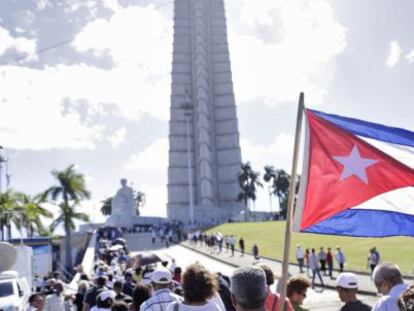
[180,89,194,225]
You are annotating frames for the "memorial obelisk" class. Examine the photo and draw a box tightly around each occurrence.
[167,0,243,223]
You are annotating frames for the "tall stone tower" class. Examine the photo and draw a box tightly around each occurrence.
[167,0,242,223]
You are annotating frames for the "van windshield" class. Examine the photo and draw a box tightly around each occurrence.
[0,281,14,297]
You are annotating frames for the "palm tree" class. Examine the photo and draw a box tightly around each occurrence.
[44,164,91,270]
[0,189,20,240]
[263,166,277,213]
[237,162,263,220]
[134,190,145,216]
[100,197,112,216]
[268,169,301,219]
[17,193,53,237]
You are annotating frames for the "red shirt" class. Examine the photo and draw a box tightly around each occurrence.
[265,288,293,311]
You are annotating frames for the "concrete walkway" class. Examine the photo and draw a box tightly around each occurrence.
[181,241,380,296]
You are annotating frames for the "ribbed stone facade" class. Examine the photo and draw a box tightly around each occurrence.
[167,0,243,223]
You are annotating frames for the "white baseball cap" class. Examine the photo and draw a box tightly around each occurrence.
[336,272,358,289]
[151,267,172,284]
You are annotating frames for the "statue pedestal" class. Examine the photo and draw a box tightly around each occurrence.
[106,214,166,227]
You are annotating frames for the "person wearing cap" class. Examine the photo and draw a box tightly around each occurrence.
[296,245,305,274]
[372,263,408,311]
[230,266,267,311]
[140,267,183,311]
[336,273,371,311]
[90,290,116,311]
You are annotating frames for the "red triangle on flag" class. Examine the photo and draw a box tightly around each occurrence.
[300,110,414,231]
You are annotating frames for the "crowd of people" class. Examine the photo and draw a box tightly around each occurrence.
[22,225,414,311]
[187,231,257,259]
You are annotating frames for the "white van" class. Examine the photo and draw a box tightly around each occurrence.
[0,271,30,311]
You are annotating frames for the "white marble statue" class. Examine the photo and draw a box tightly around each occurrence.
[111,178,136,217]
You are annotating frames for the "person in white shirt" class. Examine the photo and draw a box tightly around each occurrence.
[309,248,325,289]
[295,245,305,273]
[372,263,409,311]
[335,247,346,272]
[140,267,182,311]
[43,281,70,311]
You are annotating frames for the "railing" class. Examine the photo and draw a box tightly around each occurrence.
[68,230,97,290]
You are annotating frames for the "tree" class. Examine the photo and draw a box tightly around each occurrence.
[237,162,263,220]
[0,189,19,240]
[100,197,112,216]
[44,164,91,270]
[265,169,301,219]
[263,166,277,213]
[17,193,53,238]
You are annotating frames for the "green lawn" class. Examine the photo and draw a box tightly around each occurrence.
[206,221,414,274]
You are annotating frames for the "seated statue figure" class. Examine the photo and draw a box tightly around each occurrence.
[111,178,136,217]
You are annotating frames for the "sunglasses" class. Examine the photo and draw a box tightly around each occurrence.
[299,292,307,298]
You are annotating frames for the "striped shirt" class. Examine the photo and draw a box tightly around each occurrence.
[140,288,183,311]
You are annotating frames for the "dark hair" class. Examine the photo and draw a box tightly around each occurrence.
[113,280,123,289]
[182,262,218,303]
[124,272,132,278]
[286,276,310,298]
[97,296,113,308]
[398,284,414,311]
[28,293,42,303]
[80,273,89,281]
[256,264,275,286]
[112,301,129,311]
[132,284,152,309]
[96,276,107,287]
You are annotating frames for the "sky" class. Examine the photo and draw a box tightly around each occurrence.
[0,0,413,227]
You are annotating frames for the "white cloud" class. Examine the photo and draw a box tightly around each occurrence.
[241,134,294,172]
[0,64,105,150]
[101,0,120,12]
[35,0,52,11]
[385,40,401,67]
[228,0,347,108]
[125,138,169,217]
[0,26,37,59]
[406,49,414,63]
[108,127,126,148]
[139,185,167,218]
[126,138,168,171]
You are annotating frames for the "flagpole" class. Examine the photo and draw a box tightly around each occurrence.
[279,92,305,311]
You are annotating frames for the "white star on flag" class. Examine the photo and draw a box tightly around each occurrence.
[333,145,378,184]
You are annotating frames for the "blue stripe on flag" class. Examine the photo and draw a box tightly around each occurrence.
[303,209,414,237]
[309,109,414,147]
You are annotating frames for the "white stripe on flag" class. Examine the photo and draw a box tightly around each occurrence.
[350,186,414,216]
[358,136,414,169]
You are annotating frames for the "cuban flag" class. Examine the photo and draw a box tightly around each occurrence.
[293,109,414,237]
